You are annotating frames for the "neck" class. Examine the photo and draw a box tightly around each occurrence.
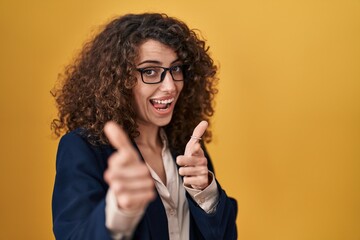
[134,122,162,149]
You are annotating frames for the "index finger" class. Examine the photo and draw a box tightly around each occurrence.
[190,121,208,143]
[104,121,133,150]
[185,121,208,156]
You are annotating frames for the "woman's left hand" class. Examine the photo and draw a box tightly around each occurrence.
[177,121,210,190]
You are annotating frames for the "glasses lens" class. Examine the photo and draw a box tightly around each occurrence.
[170,65,184,81]
[141,67,162,84]
[139,66,184,83]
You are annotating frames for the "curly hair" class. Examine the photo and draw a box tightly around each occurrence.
[51,13,218,152]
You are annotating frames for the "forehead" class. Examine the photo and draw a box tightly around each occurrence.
[136,39,178,64]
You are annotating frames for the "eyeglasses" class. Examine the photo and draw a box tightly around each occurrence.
[136,65,185,84]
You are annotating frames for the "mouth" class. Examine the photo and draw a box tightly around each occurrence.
[150,97,175,111]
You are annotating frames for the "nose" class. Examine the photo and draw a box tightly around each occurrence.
[159,70,176,92]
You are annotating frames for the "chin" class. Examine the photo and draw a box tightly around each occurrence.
[155,116,173,127]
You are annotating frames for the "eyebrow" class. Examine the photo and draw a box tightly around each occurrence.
[137,58,181,67]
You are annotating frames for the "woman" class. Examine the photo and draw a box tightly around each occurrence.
[52,13,237,240]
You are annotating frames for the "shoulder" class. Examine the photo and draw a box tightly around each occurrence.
[59,128,91,146]
[58,128,112,153]
[56,129,114,171]
[57,130,94,160]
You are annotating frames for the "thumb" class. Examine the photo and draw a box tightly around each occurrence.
[185,121,208,156]
[104,121,132,150]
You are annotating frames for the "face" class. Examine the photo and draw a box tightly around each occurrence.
[132,39,184,129]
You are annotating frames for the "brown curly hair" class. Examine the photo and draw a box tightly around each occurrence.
[51,13,218,152]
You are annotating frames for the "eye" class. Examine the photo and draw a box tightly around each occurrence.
[143,69,155,76]
[171,65,183,73]
[142,68,160,77]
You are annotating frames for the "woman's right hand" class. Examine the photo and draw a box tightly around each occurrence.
[103,121,155,212]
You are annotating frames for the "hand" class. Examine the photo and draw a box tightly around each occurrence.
[104,121,155,212]
[176,121,210,190]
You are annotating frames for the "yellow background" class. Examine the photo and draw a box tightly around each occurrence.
[0,0,359,239]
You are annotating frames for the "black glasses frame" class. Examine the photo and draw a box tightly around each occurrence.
[136,65,186,84]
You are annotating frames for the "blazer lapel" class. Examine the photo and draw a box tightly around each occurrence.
[132,141,170,240]
[144,192,169,239]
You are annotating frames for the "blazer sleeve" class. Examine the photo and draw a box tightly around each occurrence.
[52,131,112,240]
[187,147,238,240]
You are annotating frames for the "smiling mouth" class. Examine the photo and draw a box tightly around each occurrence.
[150,98,174,111]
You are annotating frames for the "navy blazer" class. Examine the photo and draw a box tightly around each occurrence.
[52,130,237,240]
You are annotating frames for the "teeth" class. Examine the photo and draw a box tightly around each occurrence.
[151,98,174,104]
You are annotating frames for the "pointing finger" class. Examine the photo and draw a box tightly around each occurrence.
[190,121,208,142]
[104,121,132,150]
[185,121,208,156]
